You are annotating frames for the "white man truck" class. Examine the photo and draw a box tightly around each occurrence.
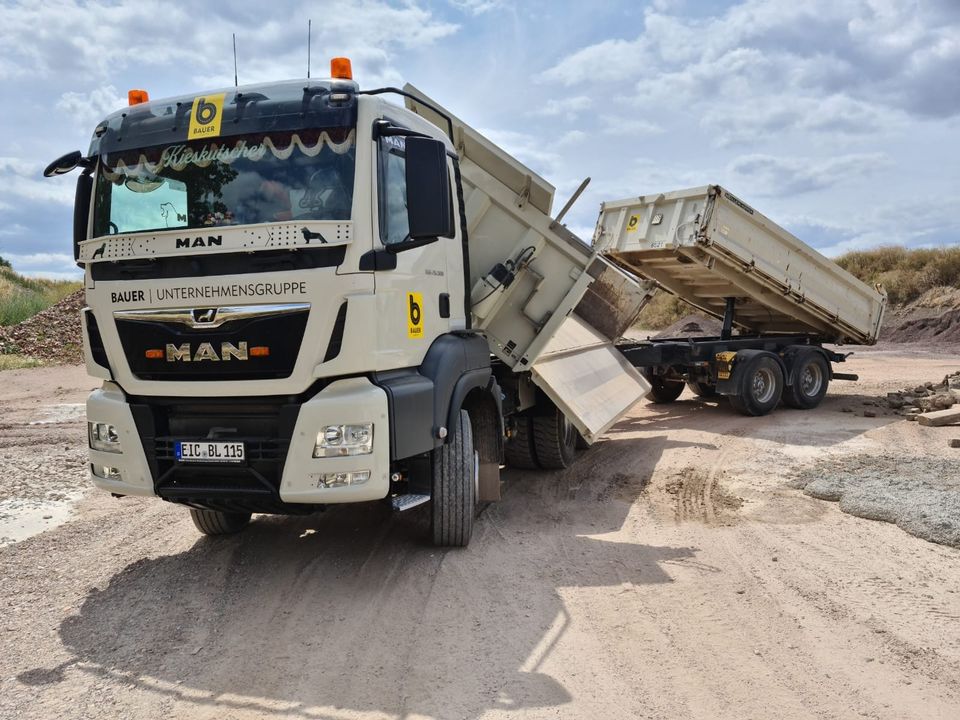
[46,61,885,547]
[44,60,656,546]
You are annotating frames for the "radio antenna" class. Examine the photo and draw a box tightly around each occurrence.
[307,20,312,78]
[233,33,239,87]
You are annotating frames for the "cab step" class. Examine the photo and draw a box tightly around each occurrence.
[391,493,430,512]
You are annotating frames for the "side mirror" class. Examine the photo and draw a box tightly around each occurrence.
[74,174,93,264]
[43,150,85,177]
[404,137,453,240]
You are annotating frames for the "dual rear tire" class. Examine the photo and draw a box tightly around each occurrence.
[728,350,829,416]
[504,405,579,471]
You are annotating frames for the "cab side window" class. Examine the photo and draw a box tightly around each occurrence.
[378,136,409,245]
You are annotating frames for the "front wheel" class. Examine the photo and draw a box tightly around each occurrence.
[431,409,476,547]
[783,351,830,409]
[189,508,251,535]
[728,354,784,416]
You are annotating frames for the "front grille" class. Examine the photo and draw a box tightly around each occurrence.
[117,308,309,381]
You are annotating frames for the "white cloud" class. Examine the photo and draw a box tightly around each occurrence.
[728,153,890,195]
[56,86,126,129]
[0,157,76,205]
[528,96,593,118]
[449,0,508,14]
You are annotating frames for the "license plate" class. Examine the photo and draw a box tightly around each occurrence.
[176,441,245,464]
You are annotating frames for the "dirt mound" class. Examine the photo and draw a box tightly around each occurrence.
[884,308,960,344]
[653,313,723,339]
[0,289,85,363]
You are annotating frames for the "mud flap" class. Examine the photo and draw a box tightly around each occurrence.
[529,316,651,444]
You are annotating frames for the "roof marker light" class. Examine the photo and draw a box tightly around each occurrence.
[330,57,352,80]
[128,89,149,106]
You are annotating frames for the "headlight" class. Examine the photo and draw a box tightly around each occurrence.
[89,422,121,453]
[313,423,373,457]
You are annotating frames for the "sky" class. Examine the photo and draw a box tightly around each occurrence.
[1,0,958,279]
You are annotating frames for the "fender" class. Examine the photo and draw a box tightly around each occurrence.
[373,332,493,461]
[715,348,787,396]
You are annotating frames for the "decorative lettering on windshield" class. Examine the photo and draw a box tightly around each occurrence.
[93,129,356,236]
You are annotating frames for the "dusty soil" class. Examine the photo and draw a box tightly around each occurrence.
[1,349,960,719]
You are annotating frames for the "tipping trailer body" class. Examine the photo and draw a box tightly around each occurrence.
[594,185,886,345]
[404,85,655,441]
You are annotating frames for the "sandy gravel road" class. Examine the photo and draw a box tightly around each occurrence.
[1,348,958,720]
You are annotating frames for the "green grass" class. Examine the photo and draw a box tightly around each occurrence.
[0,264,82,327]
[833,245,960,306]
[0,354,45,370]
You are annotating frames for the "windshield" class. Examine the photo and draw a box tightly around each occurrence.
[93,128,355,236]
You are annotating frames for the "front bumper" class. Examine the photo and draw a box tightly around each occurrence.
[86,377,391,507]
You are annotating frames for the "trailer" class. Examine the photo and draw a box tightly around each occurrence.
[593,185,888,415]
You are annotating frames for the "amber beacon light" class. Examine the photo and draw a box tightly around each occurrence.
[330,57,352,80]
[128,89,150,106]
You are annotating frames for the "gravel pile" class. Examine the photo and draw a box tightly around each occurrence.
[884,308,960,344]
[653,313,723,339]
[791,453,960,548]
[0,290,85,363]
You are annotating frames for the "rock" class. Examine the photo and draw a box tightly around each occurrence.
[949,439,960,449]
[864,410,877,418]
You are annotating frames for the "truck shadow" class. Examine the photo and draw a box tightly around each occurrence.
[27,439,699,719]
[608,392,901,447]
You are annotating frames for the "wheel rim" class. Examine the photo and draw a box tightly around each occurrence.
[751,367,778,404]
[799,363,823,398]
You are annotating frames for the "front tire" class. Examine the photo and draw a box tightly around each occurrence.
[189,508,251,535]
[783,351,830,409]
[431,409,476,547]
[728,354,784,416]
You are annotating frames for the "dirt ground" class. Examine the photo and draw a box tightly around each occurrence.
[1,347,959,720]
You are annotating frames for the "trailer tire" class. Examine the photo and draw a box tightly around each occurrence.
[505,416,540,469]
[431,409,476,547]
[728,354,784,416]
[783,351,830,410]
[687,381,717,398]
[189,508,251,535]
[643,371,685,404]
[532,407,577,470]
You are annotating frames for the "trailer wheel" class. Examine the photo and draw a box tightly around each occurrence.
[783,351,830,409]
[504,416,539,469]
[728,354,784,416]
[532,407,577,470]
[431,409,476,547]
[687,381,717,398]
[643,371,685,404]
[189,508,251,535]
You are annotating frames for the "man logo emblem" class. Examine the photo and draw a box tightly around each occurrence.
[192,308,217,324]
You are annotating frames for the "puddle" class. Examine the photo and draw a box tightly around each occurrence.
[28,403,86,426]
[0,492,85,546]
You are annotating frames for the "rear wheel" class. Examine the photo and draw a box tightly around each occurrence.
[431,409,476,547]
[687,381,717,398]
[783,351,830,409]
[189,508,251,535]
[532,406,577,470]
[504,416,539,469]
[728,354,784,416]
[643,370,685,404]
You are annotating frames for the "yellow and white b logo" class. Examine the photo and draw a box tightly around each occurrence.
[188,93,225,140]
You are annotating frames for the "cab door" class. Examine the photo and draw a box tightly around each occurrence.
[372,129,462,370]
